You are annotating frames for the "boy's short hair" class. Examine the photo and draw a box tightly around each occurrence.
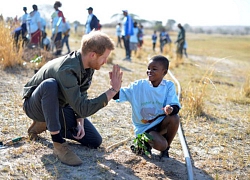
[150,55,169,70]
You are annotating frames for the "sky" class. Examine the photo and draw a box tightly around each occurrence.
[1,0,250,26]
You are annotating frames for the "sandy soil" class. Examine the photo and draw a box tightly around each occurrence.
[0,47,214,180]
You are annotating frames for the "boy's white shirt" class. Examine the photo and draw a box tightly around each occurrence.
[117,79,181,135]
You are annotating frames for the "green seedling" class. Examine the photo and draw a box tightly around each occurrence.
[131,132,153,156]
[30,55,43,64]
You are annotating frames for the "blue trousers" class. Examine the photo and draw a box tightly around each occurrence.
[23,78,102,148]
[122,35,131,58]
[62,35,70,53]
[52,32,62,55]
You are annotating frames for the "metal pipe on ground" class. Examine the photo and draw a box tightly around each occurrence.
[168,70,194,180]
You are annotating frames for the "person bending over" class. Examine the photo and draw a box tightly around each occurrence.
[23,30,123,166]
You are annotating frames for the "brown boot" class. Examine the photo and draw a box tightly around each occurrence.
[53,142,83,166]
[27,120,47,140]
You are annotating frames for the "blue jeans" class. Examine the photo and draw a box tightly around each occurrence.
[23,78,102,148]
[122,35,131,58]
[52,32,62,55]
[62,35,70,53]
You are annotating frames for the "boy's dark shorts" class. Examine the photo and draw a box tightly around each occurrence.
[145,119,164,133]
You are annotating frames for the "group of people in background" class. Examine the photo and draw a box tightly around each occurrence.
[13,4,187,60]
[151,23,187,59]
[115,9,187,61]
[15,3,104,55]
[116,10,144,62]
[13,1,71,56]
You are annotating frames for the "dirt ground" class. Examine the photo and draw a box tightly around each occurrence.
[3,32,249,180]
[0,45,218,180]
[0,68,212,180]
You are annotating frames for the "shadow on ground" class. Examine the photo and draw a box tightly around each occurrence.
[38,139,214,180]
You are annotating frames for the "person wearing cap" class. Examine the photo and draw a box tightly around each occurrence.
[85,7,99,34]
[22,31,123,166]
[121,10,134,61]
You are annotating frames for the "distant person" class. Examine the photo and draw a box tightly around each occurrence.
[41,32,51,51]
[13,26,22,48]
[138,24,144,48]
[62,20,71,54]
[159,29,171,53]
[85,7,98,34]
[121,10,134,61]
[116,22,123,48]
[40,16,46,36]
[129,21,139,57]
[113,55,181,158]
[22,31,123,166]
[97,20,102,30]
[14,7,28,47]
[0,14,3,22]
[74,21,78,33]
[183,41,188,58]
[21,7,28,43]
[26,4,42,46]
[175,23,185,59]
[152,30,157,51]
[51,1,65,56]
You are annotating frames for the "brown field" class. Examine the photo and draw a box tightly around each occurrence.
[0,25,249,179]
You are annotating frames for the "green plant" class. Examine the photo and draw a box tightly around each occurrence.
[30,55,43,64]
[131,132,153,156]
[30,55,43,70]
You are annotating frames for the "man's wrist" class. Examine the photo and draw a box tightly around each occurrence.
[109,87,118,93]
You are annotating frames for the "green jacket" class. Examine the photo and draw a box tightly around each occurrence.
[176,27,185,44]
[23,50,108,118]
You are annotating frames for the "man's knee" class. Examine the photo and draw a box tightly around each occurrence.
[80,135,102,148]
[42,78,58,90]
[93,136,102,148]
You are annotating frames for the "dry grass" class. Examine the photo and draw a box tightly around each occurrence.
[0,21,23,69]
[0,27,250,179]
[174,34,250,179]
[183,33,250,62]
[243,73,250,98]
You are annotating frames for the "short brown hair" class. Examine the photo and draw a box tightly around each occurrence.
[80,31,115,56]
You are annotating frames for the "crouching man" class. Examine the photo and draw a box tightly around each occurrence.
[22,31,123,166]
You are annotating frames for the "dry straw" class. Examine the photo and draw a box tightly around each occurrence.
[243,73,250,98]
[180,57,231,118]
[0,21,23,69]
